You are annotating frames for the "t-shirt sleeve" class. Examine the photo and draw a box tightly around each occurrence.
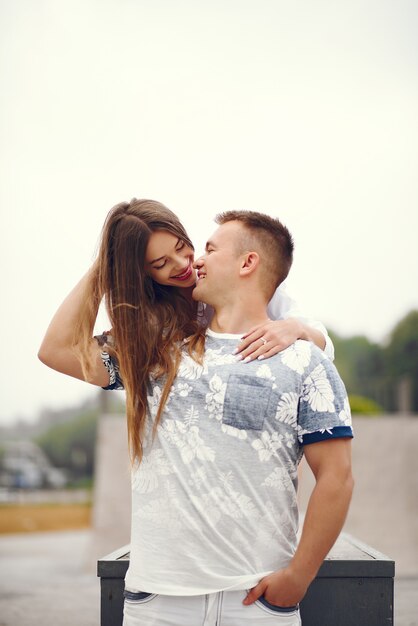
[94,332,124,391]
[297,354,353,445]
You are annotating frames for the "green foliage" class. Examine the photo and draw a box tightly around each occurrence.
[348,395,383,415]
[330,331,386,404]
[330,309,418,413]
[67,476,94,490]
[384,310,418,411]
[36,409,99,479]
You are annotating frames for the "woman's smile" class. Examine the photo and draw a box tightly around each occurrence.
[172,263,193,281]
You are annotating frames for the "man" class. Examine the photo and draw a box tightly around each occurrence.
[114,211,354,626]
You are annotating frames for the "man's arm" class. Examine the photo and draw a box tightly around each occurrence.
[243,437,354,607]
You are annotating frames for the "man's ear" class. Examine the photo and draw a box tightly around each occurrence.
[239,252,260,277]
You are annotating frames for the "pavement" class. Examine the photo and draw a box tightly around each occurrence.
[0,529,417,625]
[0,530,98,626]
[397,578,418,626]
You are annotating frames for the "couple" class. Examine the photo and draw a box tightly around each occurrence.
[39,199,354,626]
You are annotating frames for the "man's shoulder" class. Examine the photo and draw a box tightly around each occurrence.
[266,339,330,377]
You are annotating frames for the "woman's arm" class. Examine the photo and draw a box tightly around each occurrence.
[38,268,110,387]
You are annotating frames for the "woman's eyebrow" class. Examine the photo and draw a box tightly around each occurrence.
[149,238,181,265]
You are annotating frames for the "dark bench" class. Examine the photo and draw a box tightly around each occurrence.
[97,533,394,625]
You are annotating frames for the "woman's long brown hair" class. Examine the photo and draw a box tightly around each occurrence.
[73,199,205,463]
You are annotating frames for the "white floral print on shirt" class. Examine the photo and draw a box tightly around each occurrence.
[160,419,216,465]
[252,431,284,461]
[205,374,227,421]
[275,392,299,429]
[339,397,352,426]
[301,363,335,413]
[280,340,312,374]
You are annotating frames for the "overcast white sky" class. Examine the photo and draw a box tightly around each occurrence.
[1,0,417,425]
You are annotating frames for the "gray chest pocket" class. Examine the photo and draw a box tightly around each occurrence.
[223,375,273,431]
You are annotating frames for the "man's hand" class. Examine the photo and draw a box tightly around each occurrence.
[243,566,311,607]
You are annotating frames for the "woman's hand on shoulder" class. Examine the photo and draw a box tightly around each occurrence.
[234,319,304,363]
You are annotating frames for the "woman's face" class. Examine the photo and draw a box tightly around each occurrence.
[145,230,196,288]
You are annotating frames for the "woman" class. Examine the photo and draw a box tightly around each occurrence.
[38,198,333,462]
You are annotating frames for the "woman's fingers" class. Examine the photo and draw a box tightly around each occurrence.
[234,320,300,362]
[237,342,288,363]
[235,331,267,359]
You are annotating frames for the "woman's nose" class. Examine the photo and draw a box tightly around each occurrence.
[173,250,186,263]
[174,251,193,271]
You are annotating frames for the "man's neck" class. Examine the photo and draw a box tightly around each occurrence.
[208,300,270,335]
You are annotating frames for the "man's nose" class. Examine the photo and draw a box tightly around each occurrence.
[193,257,204,269]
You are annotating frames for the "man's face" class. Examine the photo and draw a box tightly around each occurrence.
[192,221,244,305]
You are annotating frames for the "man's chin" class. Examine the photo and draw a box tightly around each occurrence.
[192,283,207,302]
[191,284,201,301]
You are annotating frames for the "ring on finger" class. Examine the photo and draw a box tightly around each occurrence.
[260,337,267,345]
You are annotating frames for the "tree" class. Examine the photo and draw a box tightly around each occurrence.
[385,310,418,412]
[36,409,99,481]
[330,331,386,407]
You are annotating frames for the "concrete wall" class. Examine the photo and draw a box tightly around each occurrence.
[298,416,418,576]
[90,414,131,560]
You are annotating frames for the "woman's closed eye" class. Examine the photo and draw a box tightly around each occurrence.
[152,241,186,269]
[153,260,167,270]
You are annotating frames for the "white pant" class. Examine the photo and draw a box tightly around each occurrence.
[123,589,301,626]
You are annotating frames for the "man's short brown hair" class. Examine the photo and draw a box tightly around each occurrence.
[215,210,294,300]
